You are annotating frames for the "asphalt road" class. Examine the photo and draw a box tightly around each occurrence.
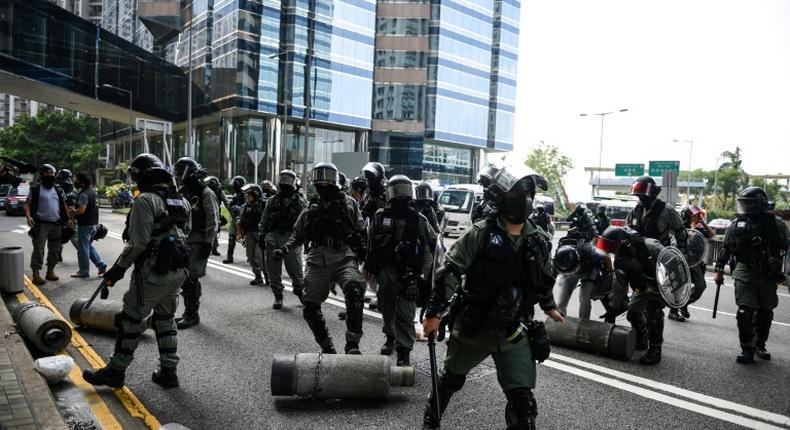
[1,210,789,430]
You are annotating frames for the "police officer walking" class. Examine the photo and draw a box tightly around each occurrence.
[223,176,247,264]
[669,205,714,322]
[530,204,551,233]
[173,157,219,330]
[421,165,563,429]
[204,176,230,257]
[83,154,191,389]
[714,187,790,363]
[259,169,306,309]
[594,204,610,234]
[277,162,367,354]
[414,181,444,233]
[626,176,687,248]
[567,203,598,242]
[365,175,436,366]
[236,184,267,286]
[359,161,388,221]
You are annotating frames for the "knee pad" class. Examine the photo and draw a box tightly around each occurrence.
[344,281,366,302]
[439,372,466,393]
[736,305,755,322]
[507,387,538,418]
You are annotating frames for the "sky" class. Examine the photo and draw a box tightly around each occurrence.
[511,0,790,201]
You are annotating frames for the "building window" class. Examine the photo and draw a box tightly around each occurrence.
[373,84,425,121]
[422,143,472,185]
[375,51,427,68]
[375,18,429,36]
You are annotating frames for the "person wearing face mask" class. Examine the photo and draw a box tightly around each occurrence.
[365,175,436,366]
[204,176,230,257]
[25,164,72,285]
[259,169,306,310]
[471,165,500,223]
[236,184,268,286]
[275,162,367,354]
[56,169,77,263]
[223,176,247,264]
[421,164,563,430]
[553,238,614,321]
[351,176,367,205]
[172,157,219,330]
[69,172,107,278]
[567,202,598,242]
[626,176,687,249]
[359,161,388,221]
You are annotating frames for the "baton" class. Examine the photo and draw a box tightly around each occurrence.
[83,280,110,310]
[712,279,722,319]
[427,332,442,427]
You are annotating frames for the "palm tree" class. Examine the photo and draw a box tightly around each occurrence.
[717,146,749,209]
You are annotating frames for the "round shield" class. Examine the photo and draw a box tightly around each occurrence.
[684,229,708,268]
[656,246,692,308]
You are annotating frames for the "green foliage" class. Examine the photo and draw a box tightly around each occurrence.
[705,209,736,221]
[104,183,128,200]
[751,177,788,206]
[109,179,124,186]
[524,143,574,208]
[0,110,102,173]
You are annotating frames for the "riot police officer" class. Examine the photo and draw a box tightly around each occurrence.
[567,202,598,242]
[414,181,443,233]
[365,175,436,365]
[260,169,306,309]
[594,204,610,234]
[173,157,219,329]
[223,176,247,264]
[596,226,667,365]
[471,165,500,223]
[422,165,563,430]
[204,176,230,256]
[554,238,614,321]
[714,187,790,363]
[83,154,191,389]
[236,184,267,286]
[277,162,367,354]
[351,176,367,204]
[669,205,714,322]
[360,161,388,221]
[530,204,551,233]
[626,176,687,248]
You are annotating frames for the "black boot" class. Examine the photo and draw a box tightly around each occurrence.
[639,347,662,365]
[755,346,771,361]
[345,342,361,355]
[380,336,395,356]
[304,303,335,353]
[737,349,755,364]
[679,305,691,319]
[211,247,221,256]
[423,372,466,429]
[273,296,283,310]
[667,308,685,322]
[176,314,200,329]
[152,367,179,389]
[736,306,756,364]
[223,241,235,264]
[83,366,125,388]
[396,346,410,366]
[754,309,773,361]
[222,256,234,264]
[250,271,264,285]
[338,311,347,320]
[319,337,337,354]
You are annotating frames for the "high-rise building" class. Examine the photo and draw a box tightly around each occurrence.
[370,0,519,183]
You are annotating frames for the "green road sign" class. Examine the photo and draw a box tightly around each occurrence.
[648,160,680,176]
[615,163,645,176]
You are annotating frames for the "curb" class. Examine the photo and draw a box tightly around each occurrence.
[0,297,68,430]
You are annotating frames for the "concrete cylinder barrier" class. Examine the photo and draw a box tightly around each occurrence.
[0,247,25,294]
[13,302,72,354]
[69,299,152,333]
[271,353,415,398]
[545,316,636,361]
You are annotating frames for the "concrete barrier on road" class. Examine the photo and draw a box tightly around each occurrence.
[0,246,25,294]
[546,316,636,361]
[12,302,72,354]
[69,299,152,333]
[271,353,414,398]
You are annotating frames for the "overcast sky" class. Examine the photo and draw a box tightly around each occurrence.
[511,0,790,201]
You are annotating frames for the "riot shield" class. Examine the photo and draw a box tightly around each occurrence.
[684,229,708,268]
[656,246,692,308]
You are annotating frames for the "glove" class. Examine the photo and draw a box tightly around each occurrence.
[100,284,110,300]
[273,246,289,260]
[198,242,212,259]
[103,265,126,286]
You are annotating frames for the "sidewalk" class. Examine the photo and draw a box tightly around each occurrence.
[0,298,68,430]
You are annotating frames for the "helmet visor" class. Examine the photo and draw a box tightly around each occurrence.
[416,186,433,200]
[596,235,621,254]
[386,182,415,200]
[494,165,540,194]
[312,166,338,186]
[279,172,297,189]
[630,181,654,196]
[737,199,763,215]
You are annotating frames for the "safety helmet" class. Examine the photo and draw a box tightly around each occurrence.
[92,224,108,241]
[386,175,415,200]
[261,180,277,195]
[597,204,607,214]
[173,157,205,183]
[129,153,163,182]
[680,205,703,224]
[312,162,340,188]
[477,165,501,188]
[338,172,348,189]
[38,164,56,175]
[554,245,581,274]
[595,226,637,255]
[736,187,768,215]
[574,202,587,214]
[415,181,433,201]
[204,176,222,192]
[534,204,546,214]
[278,169,299,191]
[231,175,247,192]
[361,162,387,189]
[630,176,660,198]
[242,183,263,198]
[351,176,367,193]
[55,169,73,184]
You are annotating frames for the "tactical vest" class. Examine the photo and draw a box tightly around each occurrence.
[304,195,355,248]
[727,214,782,265]
[415,201,440,232]
[268,195,302,233]
[630,200,671,245]
[240,200,264,232]
[188,185,208,230]
[361,192,386,220]
[370,208,421,272]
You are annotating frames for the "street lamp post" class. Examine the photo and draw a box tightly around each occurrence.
[579,108,628,198]
[268,50,291,177]
[673,139,694,201]
[102,84,133,183]
[712,156,723,210]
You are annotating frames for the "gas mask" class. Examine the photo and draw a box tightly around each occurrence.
[501,195,532,224]
[390,198,410,218]
[279,185,295,198]
[316,185,338,201]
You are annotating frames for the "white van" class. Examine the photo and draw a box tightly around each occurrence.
[437,184,484,237]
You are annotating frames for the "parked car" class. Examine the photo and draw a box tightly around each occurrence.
[707,218,732,236]
[0,184,11,210]
[5,186,29,216]
[437,184,484,237]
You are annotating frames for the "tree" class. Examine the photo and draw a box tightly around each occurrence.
[525,143,574,209]
[0,110,102,175]
[751,177,788,206]
[717,146,749,209]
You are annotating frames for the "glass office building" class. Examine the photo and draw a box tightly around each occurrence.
[370,0,519,184]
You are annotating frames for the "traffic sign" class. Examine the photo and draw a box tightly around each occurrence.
[615,163,645,176]
[649,160,680,176]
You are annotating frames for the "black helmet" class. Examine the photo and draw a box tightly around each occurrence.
[535,205,546,214]
[361,162,387,189]
[129,153,163,182]
[386,175,415,200]
[595,226,638,254]
[278,169,299,191]
[415,181,433,200]
[261,180,277,195]
[630,176,660,198]
[55,169,73,184]
[313,162,340,188]
[38,164,56,175]
[477,165,501,188]
[351,176,367,193]
[489,165,545,200]
[574,202,586,214]
[736,187,768,215]
[232,175,247,192]
[204,176,222,192]
[173,157,205,184]
[242,183,263,198]
[596,204,607,214]
[338,172,348,189]
[554,245,581,274]
[92,224,108,241]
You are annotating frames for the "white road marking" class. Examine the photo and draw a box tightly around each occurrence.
[706,277,790,298]
[688,306,790,328]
